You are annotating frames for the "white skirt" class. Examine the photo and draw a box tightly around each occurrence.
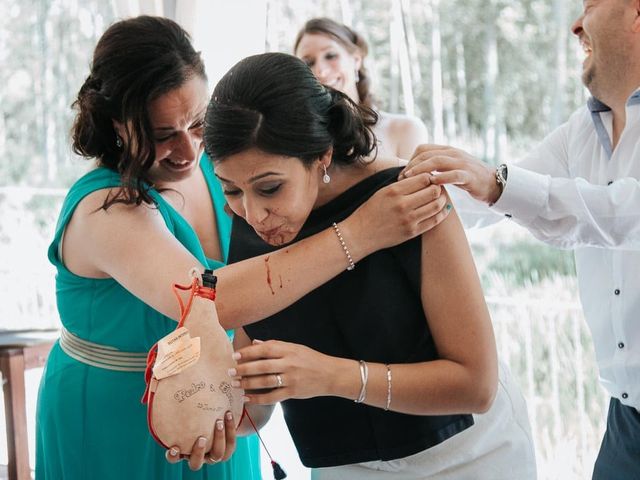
[311,361,536,480]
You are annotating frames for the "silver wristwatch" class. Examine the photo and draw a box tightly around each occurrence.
[489,164,508,207]
[495,163,508,192]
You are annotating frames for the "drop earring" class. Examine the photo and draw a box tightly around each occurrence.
[115,134,123,148]
[355,69,360,83]
[322,164,331,184]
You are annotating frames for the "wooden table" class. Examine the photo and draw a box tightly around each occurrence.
[0,330,59,480]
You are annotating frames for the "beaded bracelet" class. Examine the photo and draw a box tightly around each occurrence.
[332,222,355,271]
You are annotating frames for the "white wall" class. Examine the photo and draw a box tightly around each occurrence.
[191,0,268,89]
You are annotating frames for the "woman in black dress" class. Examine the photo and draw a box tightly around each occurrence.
[205,52,535,479]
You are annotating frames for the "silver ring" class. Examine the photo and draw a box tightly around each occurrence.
[275,373,283,388]
[206,455,219,464]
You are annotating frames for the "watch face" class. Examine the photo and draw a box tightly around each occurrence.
[498,164,508,182]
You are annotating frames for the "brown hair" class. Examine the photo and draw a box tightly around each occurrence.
[294,18,373,108]
[71,15,206,209]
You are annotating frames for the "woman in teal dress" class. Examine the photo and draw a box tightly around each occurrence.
[35,15,448,479]
[37,159,260,479]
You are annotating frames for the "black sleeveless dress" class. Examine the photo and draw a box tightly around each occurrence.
[228,167,473,468]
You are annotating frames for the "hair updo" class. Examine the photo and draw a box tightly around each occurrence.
[204,52,377,168]
[71,15,206,208]
[294,17,373,108]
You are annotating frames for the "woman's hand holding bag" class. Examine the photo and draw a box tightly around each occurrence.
[142,269,244,455]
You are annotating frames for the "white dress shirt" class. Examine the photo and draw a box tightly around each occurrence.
[483,89,640,410]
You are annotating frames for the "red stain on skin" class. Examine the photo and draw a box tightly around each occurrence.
[264,256,275,295]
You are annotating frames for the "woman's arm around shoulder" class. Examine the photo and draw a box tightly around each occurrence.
[63,174,452,330]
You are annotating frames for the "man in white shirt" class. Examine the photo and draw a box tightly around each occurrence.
[401,1,640,478]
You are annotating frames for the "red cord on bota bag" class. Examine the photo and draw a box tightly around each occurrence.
[169,270,286,478]
[243,408,287,479]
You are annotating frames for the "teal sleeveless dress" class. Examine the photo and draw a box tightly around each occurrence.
[35,159,261,479]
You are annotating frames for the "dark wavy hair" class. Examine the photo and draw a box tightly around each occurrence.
[204,53,377,169]
[294,17,373,108]
[71,15,206,209]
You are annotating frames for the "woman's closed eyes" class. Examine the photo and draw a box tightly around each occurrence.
[223,183,283,197]
[154,119,205,143]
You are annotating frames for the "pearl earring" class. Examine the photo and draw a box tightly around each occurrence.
[322,164,331,184]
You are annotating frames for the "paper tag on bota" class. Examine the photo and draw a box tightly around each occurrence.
[153,327,201,380]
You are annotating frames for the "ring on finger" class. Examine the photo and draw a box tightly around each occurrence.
[206,455,220,464]
[275,373,283,388]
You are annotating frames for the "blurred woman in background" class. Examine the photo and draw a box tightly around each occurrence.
[294,17,428,160]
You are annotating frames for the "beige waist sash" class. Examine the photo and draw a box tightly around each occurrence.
[59,327,148,372]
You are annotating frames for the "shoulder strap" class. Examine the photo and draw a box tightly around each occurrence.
[48,168,175,267]
[201,155,231,262]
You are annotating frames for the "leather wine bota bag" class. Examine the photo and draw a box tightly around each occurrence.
[142,269,244,453]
